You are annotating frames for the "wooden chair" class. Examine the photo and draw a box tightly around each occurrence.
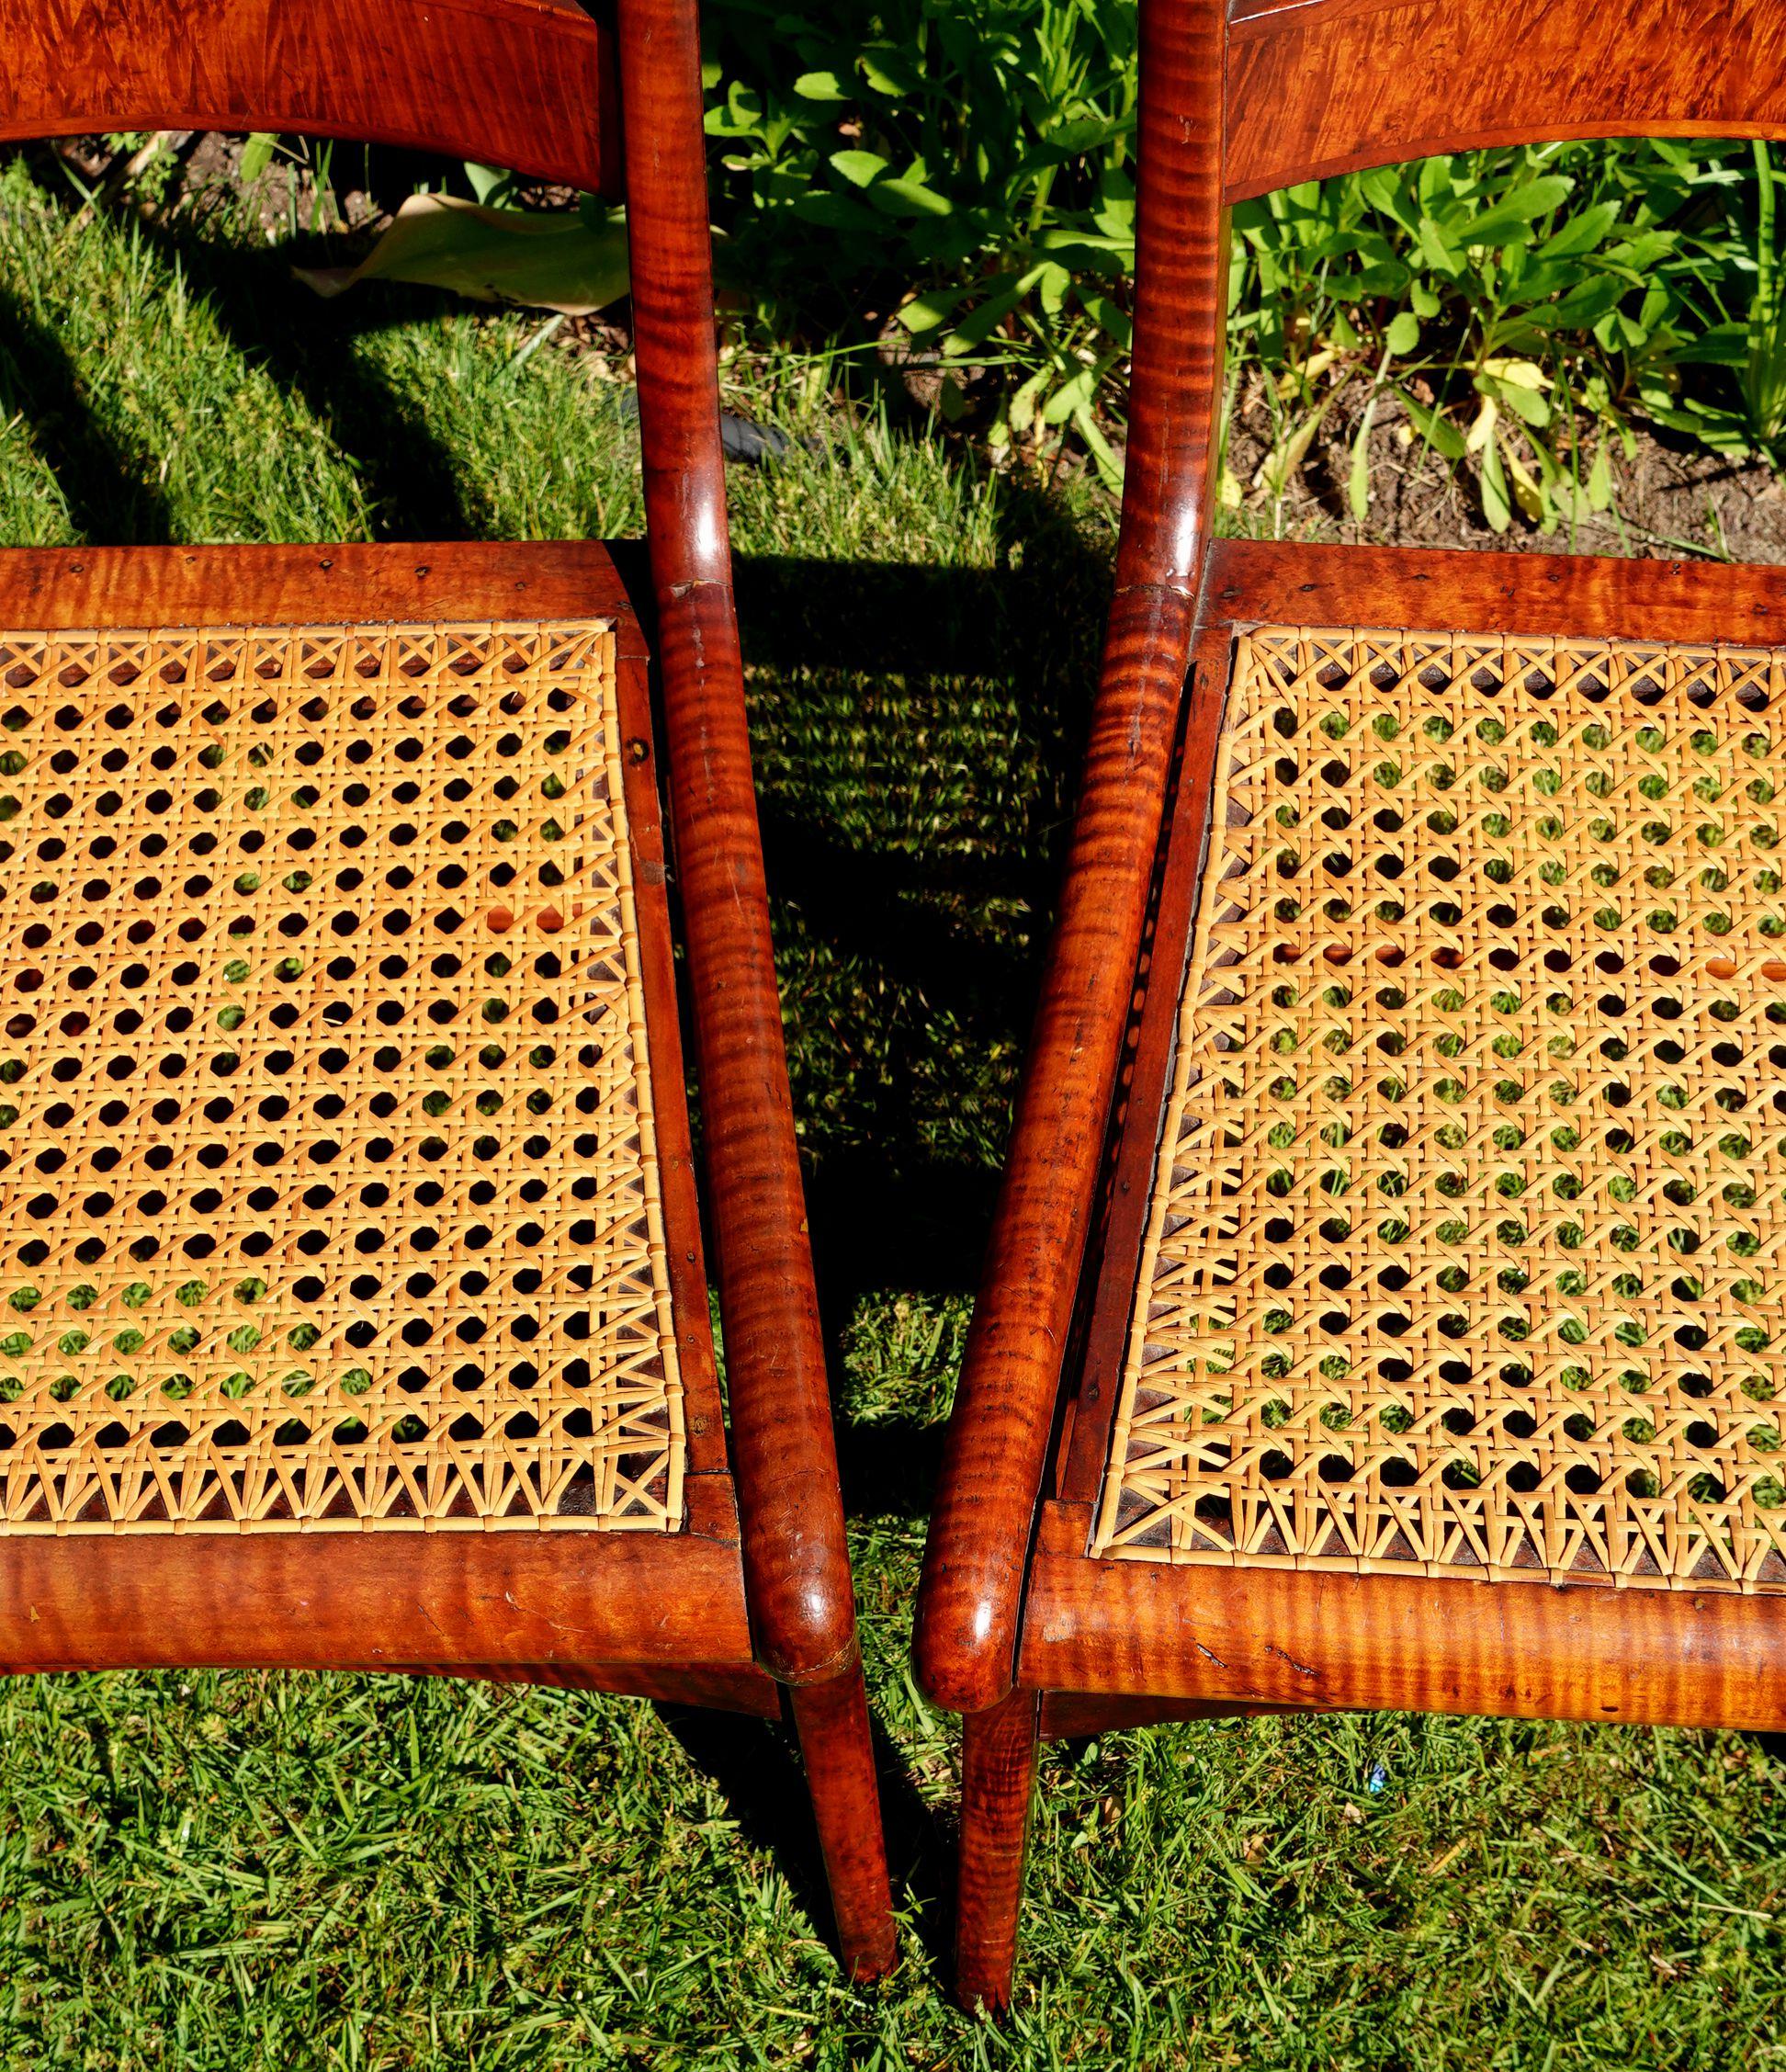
[916,0,1786,2010]
[0,0,895,1981]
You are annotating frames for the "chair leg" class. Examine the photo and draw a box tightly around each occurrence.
[955,1687,1040,2013]
[788,1664,899,1982]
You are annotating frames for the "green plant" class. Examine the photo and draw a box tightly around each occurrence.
[1226,141,1749,531]
[703,0,1138,477]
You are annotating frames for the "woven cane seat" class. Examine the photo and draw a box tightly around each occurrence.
[1094,623,1786,1591]
[0,617,686,1534]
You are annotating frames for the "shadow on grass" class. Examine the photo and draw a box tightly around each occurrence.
[0,277,176,542]
[659,1699,952,1976]
[730,508,1110,1515]
[22,146,477,540]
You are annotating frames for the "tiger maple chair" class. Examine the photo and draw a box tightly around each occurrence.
[917,0,1786,2010]
[0,0,895,1981]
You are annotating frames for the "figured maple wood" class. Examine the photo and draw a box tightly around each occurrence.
[1021,1534,1786,1730]
[1228,0,1786,203]
[913,0,1228,1722]
[0,544,642,644]
[789,1670,899,1981]
[954,1688,1040,2014]
[616,0,893,1964]
[0,0,620,196]
[619,0,861,1693]
[1207,537,1786,650]
[0,1528,760,1675]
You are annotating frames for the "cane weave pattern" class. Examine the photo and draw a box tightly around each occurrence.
[1094,624,1786,1591]
[0,619,687,1534]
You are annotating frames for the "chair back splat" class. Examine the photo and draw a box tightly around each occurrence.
[0,0,896,1985]
[920,0,1786,2014]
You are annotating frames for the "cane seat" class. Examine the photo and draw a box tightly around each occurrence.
[0,611,686,1536]
[1095,620,1786,1591]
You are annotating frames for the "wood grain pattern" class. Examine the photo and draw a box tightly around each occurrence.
[1227,0,1786,201]
[620,0,861,1696]
[0,542,642,642]
[0,1529,759,1674]
[789,1670,899,1980]
[0,0,620,196]
[1208,535,1786,646]
[1020,1535,1786,1731]
[954,1689,1040,2013]
[912,0,1229,1721]
[618,0,894,1964]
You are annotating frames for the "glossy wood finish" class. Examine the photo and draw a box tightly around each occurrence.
[1206,533,1786,645]
[789,1670,901,1980]
[1021,1537,1786,1733]
[0,0,895,1982]
[1228,0,1786,203]
[1,1532,764,1680]
[620,0,866,1702]
[912,0,1229,1723]
[0,540,639,639]
[1056,622,1238,1511]
[0,0,620,197]
[955,1689,1040,2014]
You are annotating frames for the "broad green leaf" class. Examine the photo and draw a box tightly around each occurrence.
[1398,389,1467,462]
[1535,202,1621,262]
[870,176,953,219]
[1588,441,1614,511]
[1385,310,1420,356]
[829,149,888,188]
[239,133,277,186]
[1463,177,1575,250]
[293,195,628,316]
[793,71,849,101]
[1074,402,1124,491]
[859,46,922,96]
[897,286,970,334]
[1041,366,1098,425]
[1478,435,1512,532]
[1348,409,1374,520]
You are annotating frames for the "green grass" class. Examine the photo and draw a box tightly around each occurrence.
[2,150,1785,2070]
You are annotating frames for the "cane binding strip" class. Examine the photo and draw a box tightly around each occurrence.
[1095,623,1786,1590]
[0,618,686,1534]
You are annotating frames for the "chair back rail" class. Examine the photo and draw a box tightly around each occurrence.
[1228,0,1786,202]
[915,0,1227,1718]
[0,0,620,197]
[616,0,861,1688]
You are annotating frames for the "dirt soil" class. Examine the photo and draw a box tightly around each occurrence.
[1225,381,1786,563]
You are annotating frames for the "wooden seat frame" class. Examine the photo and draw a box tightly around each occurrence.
[0,0,895,1981]
[916,0,1786,2010]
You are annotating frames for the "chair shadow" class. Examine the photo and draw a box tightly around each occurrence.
[0,276,177,542]
[20,145,478,540]
[657,1698,952,1976]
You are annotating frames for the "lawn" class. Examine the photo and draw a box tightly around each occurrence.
[0,150,1784,2071]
